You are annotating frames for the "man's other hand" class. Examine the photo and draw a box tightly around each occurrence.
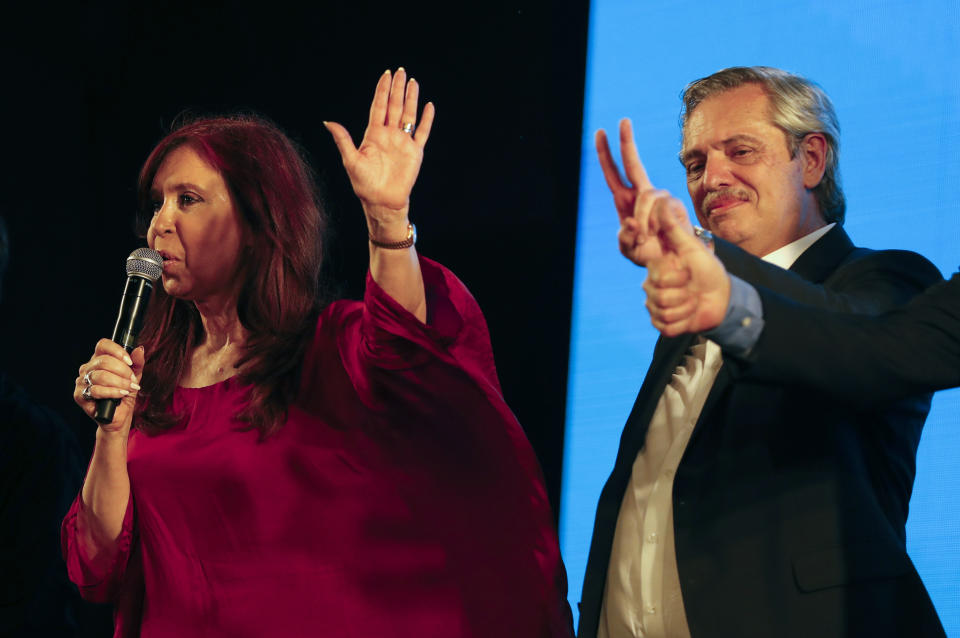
[644,205,732,336]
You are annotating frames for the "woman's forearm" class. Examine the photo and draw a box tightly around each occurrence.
[78,428,131,564]
[326,68,434,323]
[366,210,427,322]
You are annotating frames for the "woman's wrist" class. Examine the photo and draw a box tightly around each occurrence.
[364,206,411,245]
[96,424,131,448]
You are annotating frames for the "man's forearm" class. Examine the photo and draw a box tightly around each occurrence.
[711,274,960,401]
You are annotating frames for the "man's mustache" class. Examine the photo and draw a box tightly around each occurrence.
[702,189,751,215]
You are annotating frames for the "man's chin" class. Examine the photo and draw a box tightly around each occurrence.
[705,215,738,238]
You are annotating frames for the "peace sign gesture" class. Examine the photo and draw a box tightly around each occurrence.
[596,118,692,267]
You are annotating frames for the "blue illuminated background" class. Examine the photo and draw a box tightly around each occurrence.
[561,0,960,632]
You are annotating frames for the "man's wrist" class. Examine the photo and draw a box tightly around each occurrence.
[694,226,715,253]
[705,274,765,357]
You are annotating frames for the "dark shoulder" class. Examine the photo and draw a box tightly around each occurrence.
[834,246,943,289]
[0,373,76,449]
[0,372,82,482]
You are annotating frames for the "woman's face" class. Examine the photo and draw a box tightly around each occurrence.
[147,145,247,303]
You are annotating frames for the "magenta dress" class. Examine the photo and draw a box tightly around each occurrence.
[62,258,573,638]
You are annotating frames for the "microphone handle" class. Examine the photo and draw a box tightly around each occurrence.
[94,276,154,424]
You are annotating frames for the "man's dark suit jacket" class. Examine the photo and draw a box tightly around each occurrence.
[578,226,946,638]
[0,371,85,635]
[741,273,959,401]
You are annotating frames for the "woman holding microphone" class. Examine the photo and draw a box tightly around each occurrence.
[64,69,573,638]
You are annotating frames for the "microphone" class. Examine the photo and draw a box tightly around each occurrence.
[94,247,163,424]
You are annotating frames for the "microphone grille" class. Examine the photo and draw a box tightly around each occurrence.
[126,247,163,282]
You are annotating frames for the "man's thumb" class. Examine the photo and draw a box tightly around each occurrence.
[656,204,701,255]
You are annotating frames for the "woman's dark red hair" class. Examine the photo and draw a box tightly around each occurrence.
[133,114,326,437]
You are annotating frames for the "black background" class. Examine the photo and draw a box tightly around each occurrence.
[1,0,588,536]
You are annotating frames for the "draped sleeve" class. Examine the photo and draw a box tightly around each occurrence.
[301,255,575,637]
[60,487,136,603]
[352,256,498,394]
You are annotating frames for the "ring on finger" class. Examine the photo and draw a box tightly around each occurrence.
[401,122,415,135]
[81,385,94,401]
[83,370,94,386]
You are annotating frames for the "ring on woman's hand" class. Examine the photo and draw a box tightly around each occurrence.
[81,385,94,401]
[401,122,415,135]
[83,370,94,386]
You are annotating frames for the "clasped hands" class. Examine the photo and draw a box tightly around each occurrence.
[596,118,732,336]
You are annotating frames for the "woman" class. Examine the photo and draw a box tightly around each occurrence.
[63,70,573,637]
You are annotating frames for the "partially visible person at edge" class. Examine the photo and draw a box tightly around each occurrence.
[0,216,89,636]
[641,203,960,404]
[62,69,574,638]
[578,66,945,638]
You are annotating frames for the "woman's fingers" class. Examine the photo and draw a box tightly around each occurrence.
[323,121,358,164]
[83,368,136,392]
[368,69,392,127]
[357,68,432,145]
[81,378,132,400]
[386,67,407,127]
[397,72,418,129]
[414,101,435,146]
[94,338,133,365]
[75,342,141,410]
[73,342,146,430]
[130,345,146,376]
[81,353,134,383]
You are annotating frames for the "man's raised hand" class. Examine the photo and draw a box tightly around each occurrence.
[596,118,692,267]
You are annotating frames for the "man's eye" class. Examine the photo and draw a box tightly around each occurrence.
[686,163,704,176]
[732,148,753,158]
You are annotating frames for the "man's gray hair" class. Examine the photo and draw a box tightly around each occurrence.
[680,66,845,225]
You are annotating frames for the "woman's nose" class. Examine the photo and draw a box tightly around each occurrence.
[150,201,175,236]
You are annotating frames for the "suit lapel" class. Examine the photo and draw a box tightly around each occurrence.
[787,225,855,281]
[617,334,696,464]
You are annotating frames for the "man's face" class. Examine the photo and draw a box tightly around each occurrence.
[681,84,820,257]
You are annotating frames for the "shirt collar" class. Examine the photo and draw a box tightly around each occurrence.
[761,223,836,269]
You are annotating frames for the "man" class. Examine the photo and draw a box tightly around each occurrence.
[579,66,945,638]
[642,206,960,402]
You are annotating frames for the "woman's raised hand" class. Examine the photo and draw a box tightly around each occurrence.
[74,340,144,435]
[324,68,435,235]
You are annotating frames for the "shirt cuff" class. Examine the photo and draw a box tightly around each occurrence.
[705,274,765,357]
